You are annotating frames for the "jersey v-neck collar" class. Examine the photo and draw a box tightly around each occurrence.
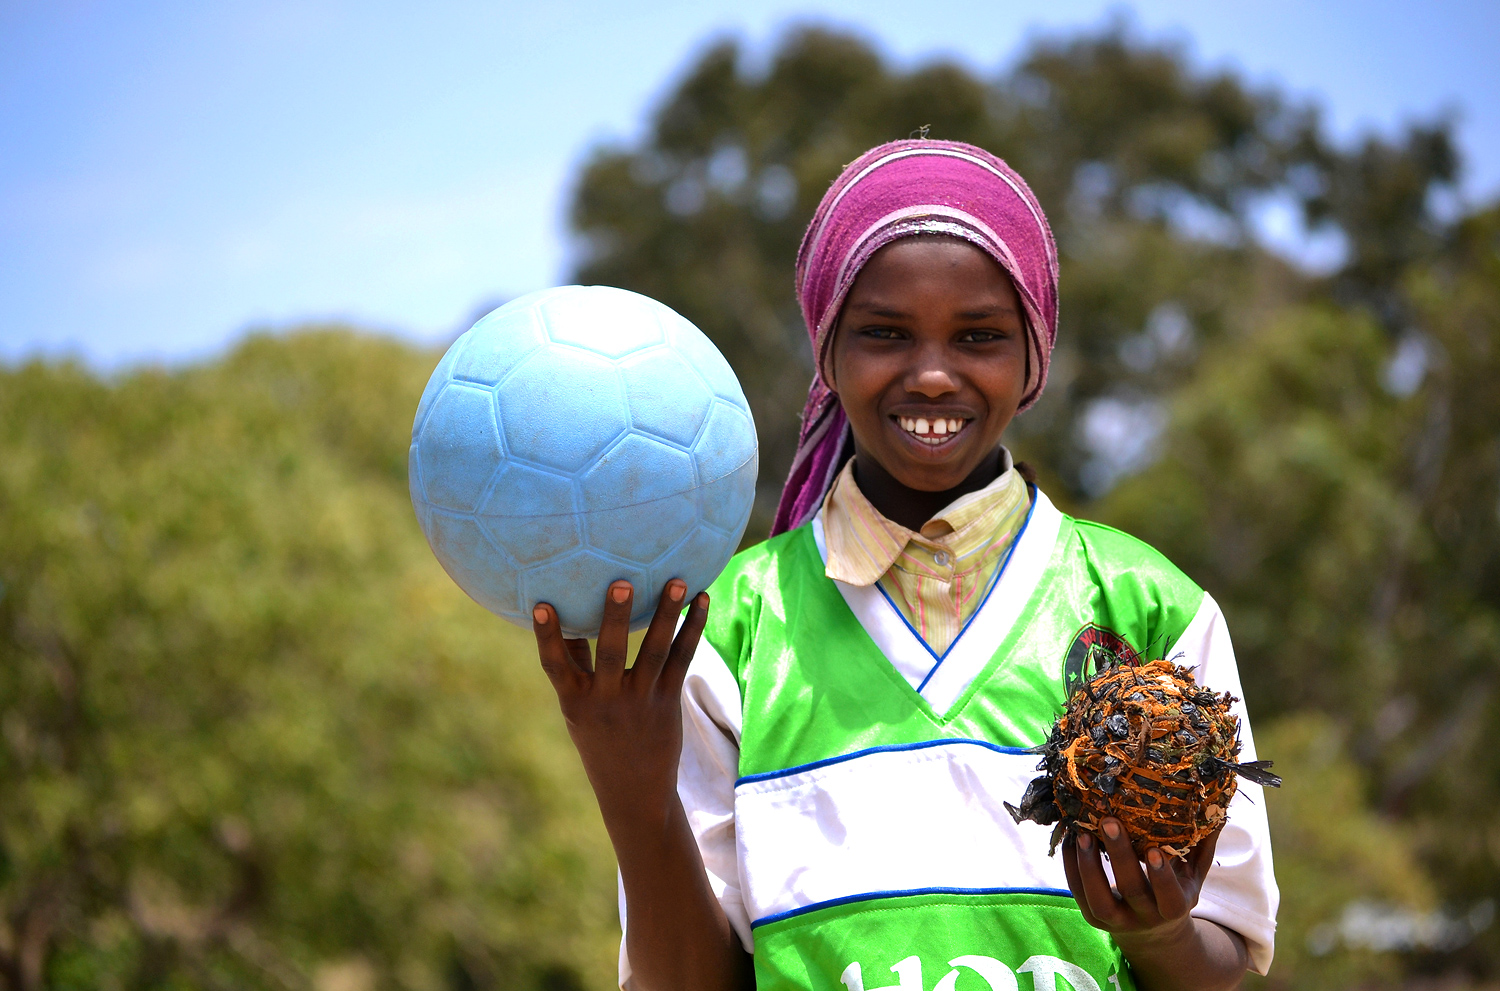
[812,488,1066,715]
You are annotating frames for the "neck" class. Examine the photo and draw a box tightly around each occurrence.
[850,444,1006,531]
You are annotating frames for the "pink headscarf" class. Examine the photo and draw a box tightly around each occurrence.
[769,139,1060,537]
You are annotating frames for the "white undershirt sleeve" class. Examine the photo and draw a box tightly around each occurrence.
[1174,591,1281,975]
[617,638,749,989]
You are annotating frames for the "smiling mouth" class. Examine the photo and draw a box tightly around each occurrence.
[894,414,971,446]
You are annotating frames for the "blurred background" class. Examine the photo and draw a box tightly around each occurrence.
[3,2,1498,989]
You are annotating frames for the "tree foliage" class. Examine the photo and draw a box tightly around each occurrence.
[1245,715,1439,991]
[1103,207,1500,978]
[0,333,619,991]
[570,22,1458,521]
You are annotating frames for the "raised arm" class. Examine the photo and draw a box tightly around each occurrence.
[532,580,755,991]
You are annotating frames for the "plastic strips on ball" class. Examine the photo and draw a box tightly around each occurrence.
[1005,659,1281,859]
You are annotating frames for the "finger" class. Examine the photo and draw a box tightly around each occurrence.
[1180,825,1223,903]
[593,581,633,687]
[630,579,688,689]
[659,591,710,697]
[564,637,594,674]
[1144,846,1189,920]
[1061,834,1106,930]
[532,603,587,694]
[1073,830,1126,926]
[1099,818,1155,920]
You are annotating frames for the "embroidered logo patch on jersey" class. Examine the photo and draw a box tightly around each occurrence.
[1062,624,1140,698]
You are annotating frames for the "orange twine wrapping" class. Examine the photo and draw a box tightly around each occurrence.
[1007,659,1263,859]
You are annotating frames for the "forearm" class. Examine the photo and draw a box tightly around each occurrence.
[1116,918,1247,991]
[533,587,745,989]
[603,788,753,991]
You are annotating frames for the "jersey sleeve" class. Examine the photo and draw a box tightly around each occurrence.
[1172,591,1280,975]
[617,637,751,989]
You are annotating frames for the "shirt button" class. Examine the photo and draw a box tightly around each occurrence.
[933,551,950,567]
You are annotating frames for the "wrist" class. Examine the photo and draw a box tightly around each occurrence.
[594,778,682,841]
[597,793,674,838]
[576,750,680,818]
[1117,917,1249,991]
[1112,913,1198,957]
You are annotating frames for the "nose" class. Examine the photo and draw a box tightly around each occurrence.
[907,366,958,399]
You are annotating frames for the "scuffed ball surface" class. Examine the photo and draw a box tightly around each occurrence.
[409,286,758,638]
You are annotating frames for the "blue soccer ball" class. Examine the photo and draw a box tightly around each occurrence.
[409,286,759,638]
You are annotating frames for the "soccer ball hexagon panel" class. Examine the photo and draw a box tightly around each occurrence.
[410,285,759,638]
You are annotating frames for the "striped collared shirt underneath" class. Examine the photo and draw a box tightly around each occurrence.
[819,452,1031,656]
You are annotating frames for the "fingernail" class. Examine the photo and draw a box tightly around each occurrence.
[668,580,685,602]
[532,605,548,623]
[695,592,709,608]
[611,583,630,603]
[1147,849,1163,869]
[1102,820,1121,841]
[1078,833,1093,851]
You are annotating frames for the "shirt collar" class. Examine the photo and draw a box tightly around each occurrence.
[819,448,1023,587]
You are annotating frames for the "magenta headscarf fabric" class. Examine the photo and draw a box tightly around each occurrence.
[769,139,1061,536]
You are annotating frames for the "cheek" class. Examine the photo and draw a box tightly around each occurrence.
[825,324,859,392]
[828,346,887,410]
[999,344,1030,391]
[975,356,1029,420]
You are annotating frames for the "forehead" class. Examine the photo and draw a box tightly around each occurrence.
[845,236,1017,306]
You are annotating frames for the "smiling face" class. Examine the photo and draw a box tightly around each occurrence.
[827,236,1029,509]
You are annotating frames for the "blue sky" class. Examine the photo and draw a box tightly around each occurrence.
[3,0,1497,368]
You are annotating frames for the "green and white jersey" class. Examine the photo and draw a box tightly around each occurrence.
[617,490,1278,990]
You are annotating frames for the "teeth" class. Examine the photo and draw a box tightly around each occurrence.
[897,416,967,443]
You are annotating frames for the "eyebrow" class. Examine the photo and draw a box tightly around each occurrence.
[956,306,1018,320]
[848,303,912,319]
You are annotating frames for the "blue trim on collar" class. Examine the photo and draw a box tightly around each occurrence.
[872,578,940,661]
[735,737,1034,787]
[888,483,1038,690]
[750,885,1074,928]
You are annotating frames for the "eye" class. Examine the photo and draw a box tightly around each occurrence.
[958,328,1007,343]
[859,324,905,340]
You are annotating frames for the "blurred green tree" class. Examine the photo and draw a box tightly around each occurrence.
[1245,714,1438,991]
[1102,207,1500,984]
[569,22,1458,522]
[0,332,619,991]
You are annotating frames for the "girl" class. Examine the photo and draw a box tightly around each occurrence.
[532,140,1278,991]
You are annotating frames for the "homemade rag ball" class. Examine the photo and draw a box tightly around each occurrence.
[409,286,758,638]
[1006,658,1281,859]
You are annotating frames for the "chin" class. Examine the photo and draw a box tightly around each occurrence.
[885,457,979,493]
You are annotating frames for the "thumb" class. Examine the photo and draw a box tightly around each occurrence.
[533,603,588,697]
